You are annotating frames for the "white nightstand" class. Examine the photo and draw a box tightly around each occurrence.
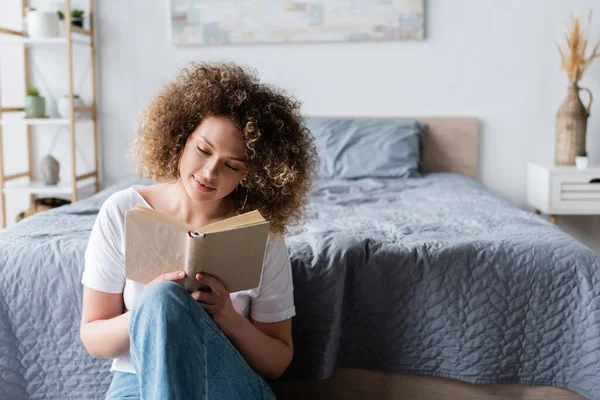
[527,162,600,224]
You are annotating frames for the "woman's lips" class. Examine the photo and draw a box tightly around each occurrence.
[193,176,216,192]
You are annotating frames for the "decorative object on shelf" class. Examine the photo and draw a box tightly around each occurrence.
[57,9,85,29]
[15,197,71,223]
[575,149,589,170]
[57,94,85,119]
[39,154,60,185]
[56,10,65,35]
[70,9,85,28]
[554,10,599,165]
[25,8,60,38]
[24,87,46,118]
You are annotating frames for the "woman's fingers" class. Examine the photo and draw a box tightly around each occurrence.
[163,270,186,282]
[195,273,227,295]
[191,290,217,305]
[146,270,186,288]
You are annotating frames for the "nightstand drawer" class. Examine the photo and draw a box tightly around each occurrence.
[551,173,600,209]
[562,191,600,200]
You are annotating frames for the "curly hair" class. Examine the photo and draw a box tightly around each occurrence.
[133,61,318,235]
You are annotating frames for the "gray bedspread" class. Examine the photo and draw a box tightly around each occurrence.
[1,174,599,399]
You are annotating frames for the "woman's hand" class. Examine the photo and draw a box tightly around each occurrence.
[191,273,243,336]
[145,271,186,289]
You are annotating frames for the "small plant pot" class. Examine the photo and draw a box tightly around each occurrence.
[26,10,60,38]
[57,95,85,119]
[71,17,84,28]
[575,156,589,170]
[24,95,46,118]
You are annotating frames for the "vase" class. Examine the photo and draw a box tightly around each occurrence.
[554,84,593,165]
[575,156,589,170]
[24,95,46,118]
[57,95,85,119]
[71,17,84,28]
[25,10,59,38]
[39,155,60,185]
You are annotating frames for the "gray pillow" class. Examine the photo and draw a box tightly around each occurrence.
[306,117,425,179]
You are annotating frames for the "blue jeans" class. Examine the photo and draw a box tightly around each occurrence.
[105,281,276,400]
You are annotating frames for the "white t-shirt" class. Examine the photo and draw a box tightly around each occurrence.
[81,185,296,374]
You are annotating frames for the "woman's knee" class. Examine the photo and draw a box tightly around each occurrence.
[133,281,188,312]
[130,280,212,339]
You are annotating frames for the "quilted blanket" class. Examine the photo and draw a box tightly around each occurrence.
[0,175,599,399]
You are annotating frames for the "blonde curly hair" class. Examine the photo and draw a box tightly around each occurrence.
[133,61,318,234]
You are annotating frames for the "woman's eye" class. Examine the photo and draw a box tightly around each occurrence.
[198,146,239,171]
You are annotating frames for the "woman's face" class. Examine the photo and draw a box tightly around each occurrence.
[179,116,247,205]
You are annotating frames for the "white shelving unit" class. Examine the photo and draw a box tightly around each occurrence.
[0,34,90,46]
[0,1,100,228]
[0,117,93,126]
[3,179,96,194]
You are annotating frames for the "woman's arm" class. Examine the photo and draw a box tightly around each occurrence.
[191,273,293,379]
[228,317,293,380]
[80,287,131,359]
[80,270,187,359]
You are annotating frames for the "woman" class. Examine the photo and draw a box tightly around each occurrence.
[79,61,318,399]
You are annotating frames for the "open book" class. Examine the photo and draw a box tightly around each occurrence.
[124,205,270,293]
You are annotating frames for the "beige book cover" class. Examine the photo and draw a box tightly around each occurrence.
[125,205,270,293]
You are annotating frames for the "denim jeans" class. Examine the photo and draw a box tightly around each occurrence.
[104,281,276,400]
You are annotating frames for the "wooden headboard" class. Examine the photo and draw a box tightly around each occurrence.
[417,117,480,179]
[305,116,481,180]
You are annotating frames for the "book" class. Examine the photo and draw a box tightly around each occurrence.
[124,204,270,293]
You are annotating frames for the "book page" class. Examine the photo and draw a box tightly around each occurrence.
[132,204,192,231]
[196,210,265,234]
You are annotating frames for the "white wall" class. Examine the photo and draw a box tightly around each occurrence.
[3,0,600,251]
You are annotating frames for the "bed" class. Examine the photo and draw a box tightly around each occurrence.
[1,117,599,400]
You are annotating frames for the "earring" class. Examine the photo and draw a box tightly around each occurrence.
[236,185,249,210]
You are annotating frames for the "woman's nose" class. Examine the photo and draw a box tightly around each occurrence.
[203,159,219,178]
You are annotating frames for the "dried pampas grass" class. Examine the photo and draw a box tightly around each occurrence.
[556,10,600,84]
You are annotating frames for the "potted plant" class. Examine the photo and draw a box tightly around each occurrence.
[575,149,589,170]
[554,11,599,165]
[70,9,85,28]
[57,94,85,119]
[24,87,46,118]
[57,9,84,28]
